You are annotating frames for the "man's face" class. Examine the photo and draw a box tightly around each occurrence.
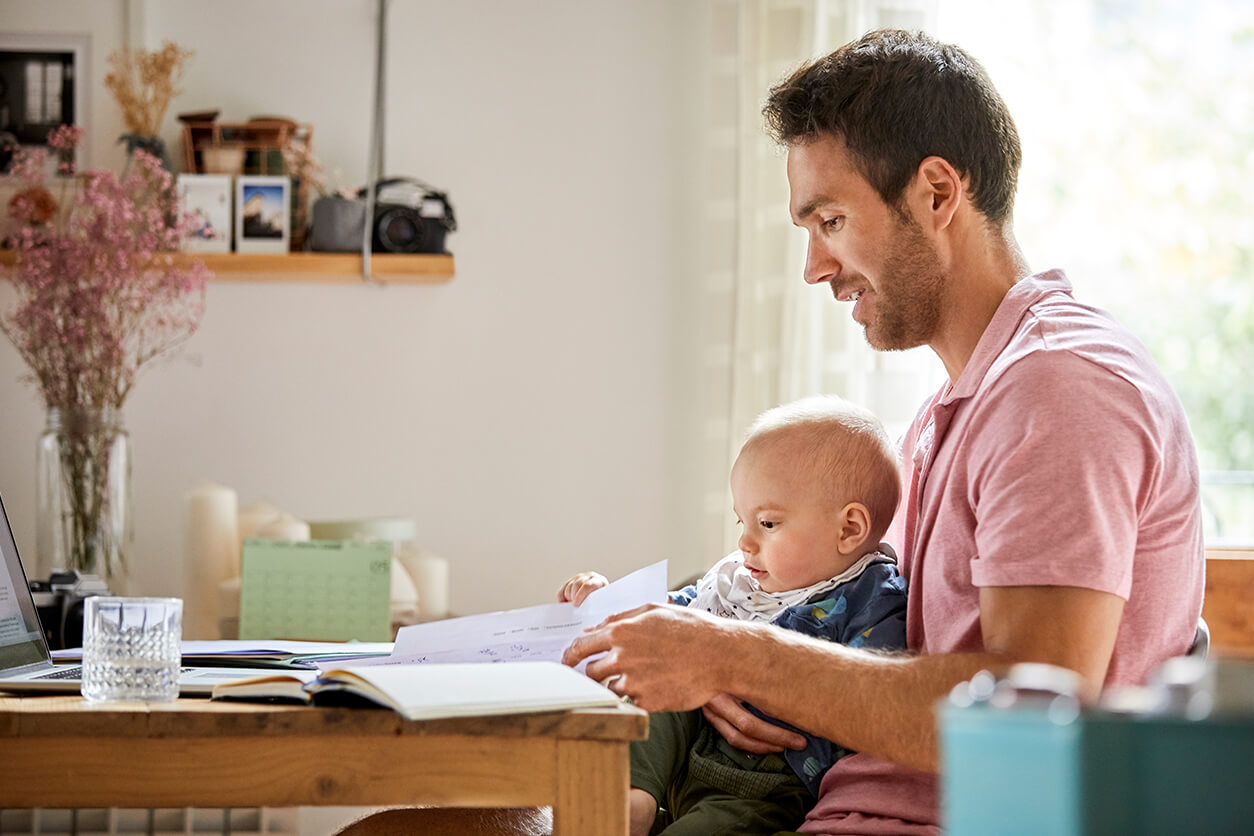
[787,135,945,352]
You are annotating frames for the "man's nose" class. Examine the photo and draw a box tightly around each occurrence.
[803,235,840,285]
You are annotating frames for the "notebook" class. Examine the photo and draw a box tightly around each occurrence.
[0,493,277,697]
[212,661,622,720]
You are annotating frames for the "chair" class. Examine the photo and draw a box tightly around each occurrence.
[1202,547,1254,655]
[1188,615,1210,659]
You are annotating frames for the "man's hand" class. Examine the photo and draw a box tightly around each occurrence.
[563,603,730,712]
[557,571,609,606]
[701,693,807,753]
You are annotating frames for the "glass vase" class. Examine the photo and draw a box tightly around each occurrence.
[35,407,132,592]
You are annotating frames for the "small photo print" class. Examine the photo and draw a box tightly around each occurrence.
[235,175,290,254]
[176,174,232,253]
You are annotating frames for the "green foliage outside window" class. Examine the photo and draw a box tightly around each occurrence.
[946,0,1254,542]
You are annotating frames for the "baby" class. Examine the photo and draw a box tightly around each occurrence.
[560,395,908,836]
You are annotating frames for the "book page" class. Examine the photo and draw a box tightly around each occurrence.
[328,661,622,720]
[372,561,667,667]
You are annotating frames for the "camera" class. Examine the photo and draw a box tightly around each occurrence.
[30,570,110,650]
[308,177,457,255]
[371,184,456,254]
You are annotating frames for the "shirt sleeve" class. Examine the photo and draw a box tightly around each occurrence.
[965,350,1158,600]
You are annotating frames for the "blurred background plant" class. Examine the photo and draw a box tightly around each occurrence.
[104,40,194,169]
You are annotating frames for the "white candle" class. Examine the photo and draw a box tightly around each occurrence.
[217,576,242,639]
[400,550,450,621]
[184,482,239,639]
[218,575,242,619]
[255,513,310,541]
[237,500,282,539]
[391,557,420,627]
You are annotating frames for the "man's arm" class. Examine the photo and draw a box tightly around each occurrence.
[565,583,1123,772]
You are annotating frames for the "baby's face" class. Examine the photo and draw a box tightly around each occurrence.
[730,445,852,593]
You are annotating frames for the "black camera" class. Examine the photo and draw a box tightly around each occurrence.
[368,179,457,254]
[308,177,457,255]
[30,570,110,650]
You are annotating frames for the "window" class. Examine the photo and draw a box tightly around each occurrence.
[0,33,88,174]
[939,0,1254,544]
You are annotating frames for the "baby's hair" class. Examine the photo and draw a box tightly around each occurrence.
[743,395,901,544]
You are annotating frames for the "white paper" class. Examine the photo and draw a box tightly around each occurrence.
[374,560,667,668]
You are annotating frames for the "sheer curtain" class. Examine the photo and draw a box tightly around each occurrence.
[696,0,941,564]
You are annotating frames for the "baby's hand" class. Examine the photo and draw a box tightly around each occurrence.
[558,572,609,606]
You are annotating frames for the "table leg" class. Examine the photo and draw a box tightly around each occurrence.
[553,739,629,836]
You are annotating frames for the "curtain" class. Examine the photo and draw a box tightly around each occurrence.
[696,0,942,565]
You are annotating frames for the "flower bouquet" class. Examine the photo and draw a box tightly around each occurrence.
[0,126,209,584]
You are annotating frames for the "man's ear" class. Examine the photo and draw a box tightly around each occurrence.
[910,155,963,232]
[836,502,872,556]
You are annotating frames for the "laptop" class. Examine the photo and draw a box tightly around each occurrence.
[0,493,308,697]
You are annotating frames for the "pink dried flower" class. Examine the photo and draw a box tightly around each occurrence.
[46,124,85,152]
[0,126,209,412]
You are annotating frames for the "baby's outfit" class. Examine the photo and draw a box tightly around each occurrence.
[631,547,907,836]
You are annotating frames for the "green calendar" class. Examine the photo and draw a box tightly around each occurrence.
[239,538,393,641]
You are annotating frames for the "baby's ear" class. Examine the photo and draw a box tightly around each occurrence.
[836,502,872,555]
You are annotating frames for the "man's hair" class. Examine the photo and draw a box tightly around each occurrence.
[743,395,901,544]
[763,29,1022,225]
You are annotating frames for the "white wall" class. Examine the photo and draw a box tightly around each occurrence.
[0,0,709,618]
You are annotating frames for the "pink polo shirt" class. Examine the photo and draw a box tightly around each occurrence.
[800,270,1205,835]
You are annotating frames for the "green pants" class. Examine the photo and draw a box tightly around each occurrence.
[629,709,811,836]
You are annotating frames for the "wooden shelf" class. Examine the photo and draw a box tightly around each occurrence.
[1,250,455,285]
[195,252,454,284]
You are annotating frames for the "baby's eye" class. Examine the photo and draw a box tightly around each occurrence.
[760,520,776,530]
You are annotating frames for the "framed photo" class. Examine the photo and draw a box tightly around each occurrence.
[177,174,232,253]
[0,33,90,174]
[235,175,290,254]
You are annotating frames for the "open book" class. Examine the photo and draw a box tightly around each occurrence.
[211,661,622,721]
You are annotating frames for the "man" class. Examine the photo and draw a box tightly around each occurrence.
[562,28,1204,834]
[341,28,1203,835]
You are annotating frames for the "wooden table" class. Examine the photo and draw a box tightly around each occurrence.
[0,695,649,835]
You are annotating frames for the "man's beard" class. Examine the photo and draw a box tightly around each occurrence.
[861,215,945,352]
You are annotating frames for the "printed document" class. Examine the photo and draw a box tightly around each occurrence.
[359,560,667,669]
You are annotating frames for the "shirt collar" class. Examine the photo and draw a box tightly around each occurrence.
[941,268,1072,405]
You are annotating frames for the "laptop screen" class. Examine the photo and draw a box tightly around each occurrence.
[0,495,53,670]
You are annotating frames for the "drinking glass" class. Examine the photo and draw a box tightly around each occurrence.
[81,596,182,703]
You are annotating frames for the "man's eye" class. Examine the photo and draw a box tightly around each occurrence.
[822,216,844,232]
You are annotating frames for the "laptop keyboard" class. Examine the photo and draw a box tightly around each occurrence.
[31,665,195,681]
[33,666,82,680]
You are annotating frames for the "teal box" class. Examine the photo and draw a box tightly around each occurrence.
[940,703,1254,835]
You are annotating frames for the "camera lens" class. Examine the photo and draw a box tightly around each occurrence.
[375,206,424,253]
[386,216,418,246]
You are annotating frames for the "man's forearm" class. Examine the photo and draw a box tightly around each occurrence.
[716,619,1001,772]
